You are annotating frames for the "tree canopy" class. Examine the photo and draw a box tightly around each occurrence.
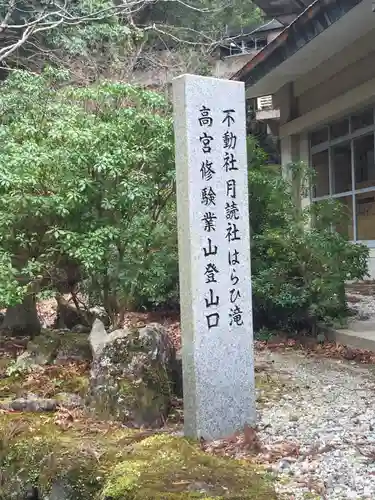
[0,69,178,325]
[0,0,263,77]
[0,70,368,334]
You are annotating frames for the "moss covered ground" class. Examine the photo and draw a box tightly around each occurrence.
[0,334,277,499]
[0,410,276,499]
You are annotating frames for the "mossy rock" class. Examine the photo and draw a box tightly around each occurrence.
[89,324,176,427]
[26,329,62,363]
[28,329,92,364]
[0,355,12,374]
[54,332,92,364]
[101,434,276,499]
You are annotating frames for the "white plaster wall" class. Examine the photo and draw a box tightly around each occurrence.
[214,29,283,80]
[297,48,375,116]
[213,53,257,79]
[299,133,311,212]
[294,28,375,97]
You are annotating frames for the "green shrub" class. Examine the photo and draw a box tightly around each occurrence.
[0,68,178,323]
[0,70,368,332]
[248,139,369,331]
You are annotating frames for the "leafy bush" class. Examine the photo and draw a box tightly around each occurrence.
[0,70,368,333]
[248,140,369,331]
[0,68,178,324]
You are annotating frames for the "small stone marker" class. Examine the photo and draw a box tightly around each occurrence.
[172,74,255,440]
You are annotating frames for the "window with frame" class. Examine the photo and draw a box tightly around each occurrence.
[310,107,375,244]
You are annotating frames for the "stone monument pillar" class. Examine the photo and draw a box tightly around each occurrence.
[172,74,255,440]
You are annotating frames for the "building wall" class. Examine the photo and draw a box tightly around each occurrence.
[293,27,375,97]
[131,28,284,85]
[211,29,283,79]
[281,130,375,280]
[277,30,375,279]
[213,53,258,79]
[368,250,375,278]
[283,28,375,123]
[297,49,375,116]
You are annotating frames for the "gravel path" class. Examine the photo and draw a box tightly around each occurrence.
[347,292,375,322]
[257,349,375,499]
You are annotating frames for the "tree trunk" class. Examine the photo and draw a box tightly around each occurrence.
[0,295,41,338]
[55,294,88,330]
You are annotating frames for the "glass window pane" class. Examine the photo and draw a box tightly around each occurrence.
[310,127,328,147]
[351,108,374,132]
[330,118,349,140]
[354,133,375,189]
[335,196,354,240]
[356,191,375,240]
[312,150,329,197]
[332,142,352,194]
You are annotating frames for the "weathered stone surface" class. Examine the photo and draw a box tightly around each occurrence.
[54,333,92,364]
[71,323,91,333]
[89,306,110,327]
[48,479,72,500]
[56,392,85,409]
[25,332,63,365]
[0,394,57,412]
[89,319,131,359]
[171,353,183,399]
[23,486,41,500]
[89,319,110,359]
[9,330,91,374]
[0,393,85,413]
[21,330,92,366]
[14,349,50,370]
[173,74,256,439]
[88,322,177,427]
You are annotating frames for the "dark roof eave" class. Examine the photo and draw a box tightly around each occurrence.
[225,19,284,39]
[251,0,311,18]
[231,0,363,87]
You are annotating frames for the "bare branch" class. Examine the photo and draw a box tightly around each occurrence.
[0,0,252,82]
[0,0,15,34]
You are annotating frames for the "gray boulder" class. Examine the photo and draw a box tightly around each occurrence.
[56,392,84,409]
[88,322,178,427]
[54,333,92,364]
[89,318,109,358]
[70,324,90,334]
[89,319,129,359]
[0,394,57,412]
[13,349,49,371]
[89,306,110,327]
